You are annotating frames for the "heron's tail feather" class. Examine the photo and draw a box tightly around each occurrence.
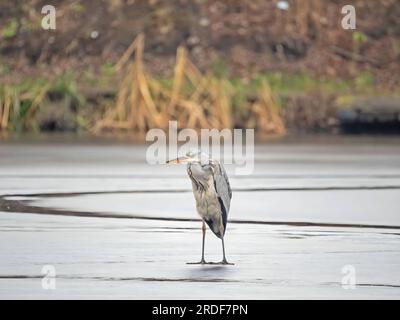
[204,217,225,239]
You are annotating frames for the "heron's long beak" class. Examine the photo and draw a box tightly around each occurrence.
[166,156,195,164]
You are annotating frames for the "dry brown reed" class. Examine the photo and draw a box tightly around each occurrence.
[94,34,286,136]
[0,84,51,131]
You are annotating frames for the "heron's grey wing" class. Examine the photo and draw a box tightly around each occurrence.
[213,161,232,219]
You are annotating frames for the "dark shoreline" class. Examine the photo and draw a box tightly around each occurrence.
[1,132,400,145]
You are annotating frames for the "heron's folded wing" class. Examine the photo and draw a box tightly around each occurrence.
[213,162,232,215]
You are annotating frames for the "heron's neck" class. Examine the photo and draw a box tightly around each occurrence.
[187,163,212,192]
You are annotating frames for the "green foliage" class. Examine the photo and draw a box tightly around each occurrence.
[2,19,18,38]
[71,2,85,13]
[352,31,368,44]
[352,32,368,56]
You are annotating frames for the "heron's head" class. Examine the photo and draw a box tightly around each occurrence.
[166,150,211,166]
[167,151,216,182]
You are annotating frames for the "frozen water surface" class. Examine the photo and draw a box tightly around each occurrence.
[0,138,399,299]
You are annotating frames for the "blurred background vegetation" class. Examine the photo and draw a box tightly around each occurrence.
[0,0,399,137]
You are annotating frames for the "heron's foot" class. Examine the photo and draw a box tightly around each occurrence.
[187,259,207,265]
[220,259,234,265]
[188,260,234,265]
[186,259,234,265]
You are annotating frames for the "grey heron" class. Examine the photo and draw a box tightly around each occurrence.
[167,151,233,265]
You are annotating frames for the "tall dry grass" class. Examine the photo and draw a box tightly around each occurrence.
[95,34,286,136]
[0,84,50,131]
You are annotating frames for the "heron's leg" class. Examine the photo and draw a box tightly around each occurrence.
[201,220,206,262]
[187,221,207,264]
[220,237,234,265]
